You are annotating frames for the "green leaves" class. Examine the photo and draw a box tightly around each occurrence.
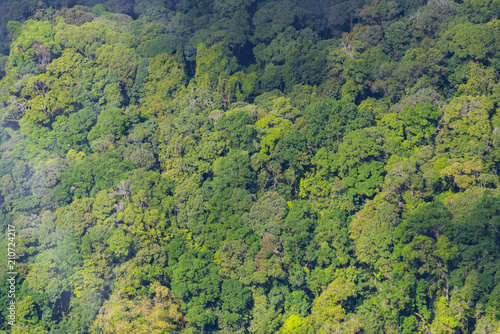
[213,149,256,190]
[140,53,186,117]
[2,1,500,333]
[255,114,293,155]
[440,21,500,61]
[195,42,237,91]
[87,107,129,141]
[244,191,288,237]
[9,20,60,74]
[53,153,133,203]
[378,103,440,155]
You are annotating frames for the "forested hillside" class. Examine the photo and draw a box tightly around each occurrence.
[0,0,499,333]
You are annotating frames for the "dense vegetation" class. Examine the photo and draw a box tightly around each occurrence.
[0,0,500,333]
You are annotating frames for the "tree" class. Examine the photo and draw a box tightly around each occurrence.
[87,107,129,141]
[92,281,184,334]
[244,191,288,237]
[195,42,237,92]
[140,53,187,117]
[9,20,60,74]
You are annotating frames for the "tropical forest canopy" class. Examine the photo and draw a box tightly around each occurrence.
[0,0,499,333]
